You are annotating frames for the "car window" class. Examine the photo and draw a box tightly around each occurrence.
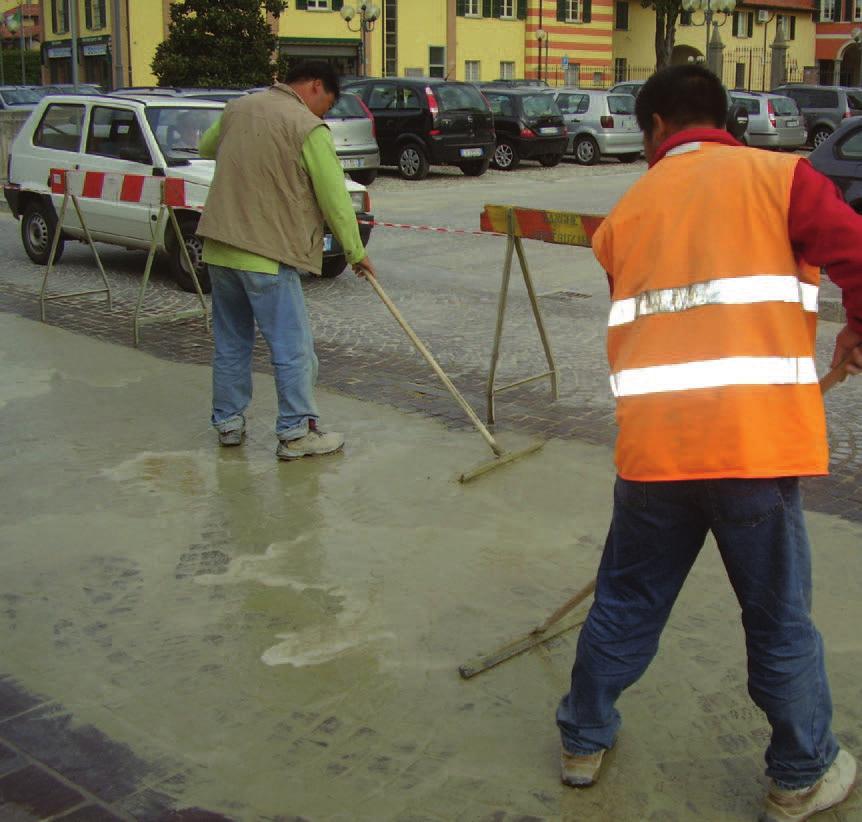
[33,103,85,151]
[846,92,862,110]
[367,83,397,110]
[837,126,862,159]
[144,106,222,162]
[485,93,513,117]
[732,97,761,115]
[809,90,838,108]
[771,96,797,116]
[399,87,422,110]
[86,106,152,164]
[607,94,635,115]
[326,93,365,119]
[556,93,581,114]
[1,87,43,105]
[435,83,485,111]
[522,93,559,118]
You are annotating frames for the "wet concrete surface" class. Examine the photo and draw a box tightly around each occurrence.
[1,313,861,820]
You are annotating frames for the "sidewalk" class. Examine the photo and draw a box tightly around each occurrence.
[0,313,860,821]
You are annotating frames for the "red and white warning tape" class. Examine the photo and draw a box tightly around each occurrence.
[358,218,504,238]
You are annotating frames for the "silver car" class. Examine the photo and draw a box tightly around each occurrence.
[325,92,380,186]
[730,91,806,149]
[549,88,641,165]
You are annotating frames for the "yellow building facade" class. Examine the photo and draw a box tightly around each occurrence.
[612,0,815,90]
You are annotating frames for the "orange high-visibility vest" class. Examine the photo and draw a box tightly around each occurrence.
[593,141,826,481]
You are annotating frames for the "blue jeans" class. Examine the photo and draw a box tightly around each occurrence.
[210,264,319,440]
[556,477,839,789]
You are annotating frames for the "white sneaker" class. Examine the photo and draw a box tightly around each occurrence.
[760,749,858,822]
[276,429,345,460]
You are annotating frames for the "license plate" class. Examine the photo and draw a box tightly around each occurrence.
[340,158,363,169]
[785,119,798,127]
[323,235,333,252]
[539,127,559,135]
[460,147,483,158]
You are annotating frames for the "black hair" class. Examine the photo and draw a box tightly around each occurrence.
[635,65,727,137]
[284,60,341,100]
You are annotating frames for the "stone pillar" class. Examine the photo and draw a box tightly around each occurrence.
[707,22,725,79]
[770,21,788,89]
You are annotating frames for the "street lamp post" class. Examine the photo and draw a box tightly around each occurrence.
[537,28,547,82]
[340,1,381,77]
[680,0,736,70]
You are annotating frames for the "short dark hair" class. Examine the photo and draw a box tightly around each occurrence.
[635,65,727,137]
[284,60,341,100]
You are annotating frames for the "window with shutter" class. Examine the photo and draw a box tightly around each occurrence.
[615,1,628,29]
[557,0,567,20]
[52,0,69,34]
[483,0,493,15]
[517,0,527,19]
[747,12,753,35]
[565,0,581,20]
[582,0,591,23]
[500,0,513,17]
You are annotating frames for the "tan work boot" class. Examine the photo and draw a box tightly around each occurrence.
[760,749,858,822]
[560,747,607,788]
[276,429,345,460]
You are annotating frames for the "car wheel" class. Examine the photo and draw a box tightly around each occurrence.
[397,144,429,180]
[811,127,832,148]
[458,158,490,176]
[617,152,640,163]
[574,135,600,165]
[492,139,520,170]
[22,200,64,266]
[321,255,348,278]
[539,153,563,167]
[168,216,212,294]
[349,169,377,186]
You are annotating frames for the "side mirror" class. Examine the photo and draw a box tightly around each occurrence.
[726,103,749,142]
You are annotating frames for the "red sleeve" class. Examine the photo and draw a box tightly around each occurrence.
[788,159,862,335]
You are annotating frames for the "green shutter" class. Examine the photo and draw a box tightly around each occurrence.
[582,0,591,21]
[332,0,344,9]
[457,0,466,14]
[483,0,492,15]
[747,12,753,36]
[517,0,527,17]
[85,0,93,29]
[492,0,502,16]
[296,0,307,9]
[557,0,566,20]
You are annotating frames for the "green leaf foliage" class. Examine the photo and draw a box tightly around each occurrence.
[152,0,288,88]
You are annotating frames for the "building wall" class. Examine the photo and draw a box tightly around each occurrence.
[128,0,165,85]
[41,0,113,86]
[457,16,525,80]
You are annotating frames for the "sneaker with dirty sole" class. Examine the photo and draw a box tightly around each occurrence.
[218,427,245,447]
[561,747,606,788]
[760,749,858,822]
[276,429,345,460]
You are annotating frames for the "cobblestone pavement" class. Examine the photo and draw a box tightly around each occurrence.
[0,155,859,524]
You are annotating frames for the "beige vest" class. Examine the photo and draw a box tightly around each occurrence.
[197,84,327,274]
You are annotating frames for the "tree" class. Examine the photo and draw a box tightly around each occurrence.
[152,0,288,88]
[642,0,685,70]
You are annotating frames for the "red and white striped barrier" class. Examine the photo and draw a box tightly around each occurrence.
[49,169,208,211]
[358,218,505,239]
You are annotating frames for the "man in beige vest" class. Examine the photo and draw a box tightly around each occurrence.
[198,61,374,459]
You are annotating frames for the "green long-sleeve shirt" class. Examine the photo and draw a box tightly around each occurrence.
[198,117,366,275]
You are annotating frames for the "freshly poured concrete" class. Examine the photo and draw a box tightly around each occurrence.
[0,313,860,821]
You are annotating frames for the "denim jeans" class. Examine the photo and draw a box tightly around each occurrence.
[210,264,319,440]
[556,477,839,789]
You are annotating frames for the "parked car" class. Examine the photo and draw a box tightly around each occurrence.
[548,88,641,164]
[3,94,373,291]
[479,87,567,169]
[608,79,750,142]
[342,77,494,180]
[482,78,550,88]
[0,86,44,111]
[808,116,862,212]
[325,91,380,186]
[772,84,862,148]
[43,83,104,96]
[729,91,805,149]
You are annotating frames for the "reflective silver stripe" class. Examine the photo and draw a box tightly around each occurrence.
[609,356,818,398]
[609,276,819,328]
[665,142,701,157]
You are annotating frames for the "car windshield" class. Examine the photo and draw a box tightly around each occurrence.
[435,83,486,111]
[145,105,223,160]
[0,87,43,105]
[326,93,365,119]
[733,97,761,115]
[608,94,635,114]
[522,93,559,118]
[771,96,797,115]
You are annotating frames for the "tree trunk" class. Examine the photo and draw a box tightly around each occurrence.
[654,3,680,70]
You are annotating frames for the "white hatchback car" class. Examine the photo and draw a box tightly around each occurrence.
[3,94,374,291]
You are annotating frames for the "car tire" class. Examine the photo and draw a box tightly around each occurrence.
[492,139,520,171]
[168,216,212,294]
[397,144,429,180]
[321,255,348,278]
[617,152,640,163]
[22,200,64,266]
[574,135,600,165]
[539,153,563,167]
[349,169,378,186]
[811,127,832,148]
[459,158,490,176]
